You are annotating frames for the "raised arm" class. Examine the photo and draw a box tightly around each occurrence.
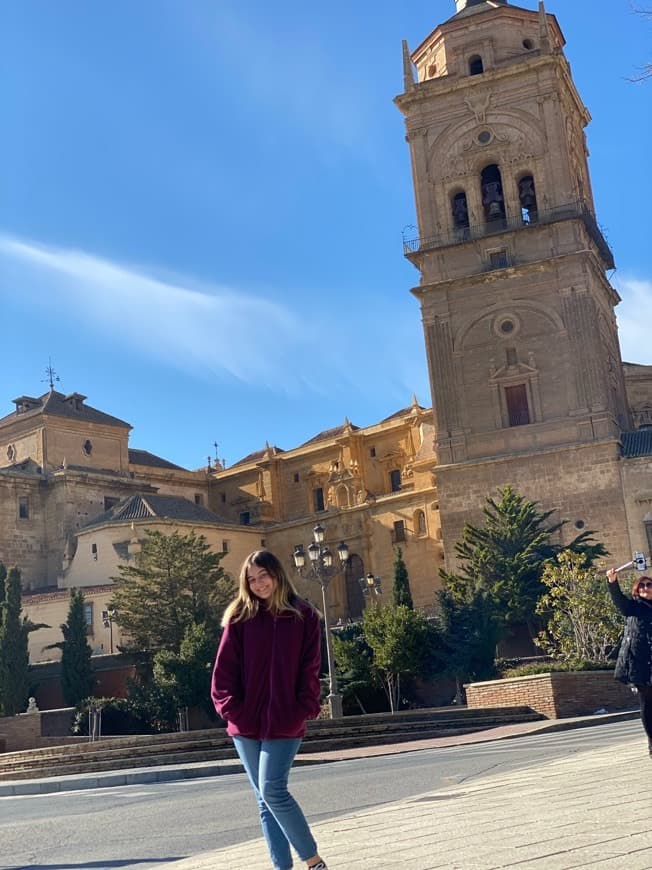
[606,568,638,617]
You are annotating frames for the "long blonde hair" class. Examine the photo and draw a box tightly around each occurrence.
[221,550,302,625]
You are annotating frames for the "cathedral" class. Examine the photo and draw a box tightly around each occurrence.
[3,0,652,666]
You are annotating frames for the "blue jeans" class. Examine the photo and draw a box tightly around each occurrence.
[232,735,317,870]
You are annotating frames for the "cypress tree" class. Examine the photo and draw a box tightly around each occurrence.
[392,547,414,610]
[0,567,30,715]
[58,589,95,707]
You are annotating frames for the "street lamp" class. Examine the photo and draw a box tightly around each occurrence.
[359,572,383,598]
[101,608,118,654]
[292,524,349,719]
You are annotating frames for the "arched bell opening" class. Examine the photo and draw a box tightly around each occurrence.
[518,174,538,224]
[481,164,506,225]
[469,54,484,76]
[451,190,470,237]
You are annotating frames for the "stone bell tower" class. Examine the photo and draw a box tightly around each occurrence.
[395,0,632,559]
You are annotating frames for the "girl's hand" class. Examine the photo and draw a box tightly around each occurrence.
[606,568,618,584]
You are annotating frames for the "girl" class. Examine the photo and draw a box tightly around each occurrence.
[211,550,328,870]
[607,567,652,756]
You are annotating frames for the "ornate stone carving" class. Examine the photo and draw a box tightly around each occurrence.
[464,90,492,123]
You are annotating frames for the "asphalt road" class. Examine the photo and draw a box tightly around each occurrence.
[0,719,642,870]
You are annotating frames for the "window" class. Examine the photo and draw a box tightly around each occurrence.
[84,603,93,630]
[469,54,484,75]
[369,447,376,458]
[18,497,29,520]
[313,487,325,512]
[505,384,530,426]
[91,542,98,561]
[260,538,266,547]
[104,496,120,512]
[393,520,406,543]
[389,469,401,493]
[220,492,226,503]
[222,540,229,553]
[82,439,93,456]
[488,249,509,270]
[194,493,203,505]
[239,511,251,525]
[293,472,300,483]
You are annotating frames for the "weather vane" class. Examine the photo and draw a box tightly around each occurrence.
[42,358,60,390]
[213,440,224,470]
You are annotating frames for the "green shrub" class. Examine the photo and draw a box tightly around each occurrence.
[500,659,613,678]
[72,697,150,735]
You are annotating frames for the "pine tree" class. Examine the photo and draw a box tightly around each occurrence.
[392,547,414,609]
[55,589,95,707]
[0,567,30,715]
[435,588,501,695]
[110,530,233,662]
[441,486,606,644]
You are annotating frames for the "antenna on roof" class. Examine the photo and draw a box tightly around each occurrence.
[42,358,60,391]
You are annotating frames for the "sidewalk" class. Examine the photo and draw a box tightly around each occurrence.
[157,717,652,869]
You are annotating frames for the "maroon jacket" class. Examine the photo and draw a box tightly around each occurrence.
[211,597,322,740]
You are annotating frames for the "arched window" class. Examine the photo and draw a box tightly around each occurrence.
[469,55,484,75]
[518,174,538,223]
[481,164,506,224]
[451,190,470,236]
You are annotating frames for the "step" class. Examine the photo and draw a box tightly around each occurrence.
[0,705,544,781]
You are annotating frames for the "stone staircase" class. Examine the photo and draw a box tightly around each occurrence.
[0,705,543,781]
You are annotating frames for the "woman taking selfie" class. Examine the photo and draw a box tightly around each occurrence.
[606,567,652,756]
[211,550,328,870]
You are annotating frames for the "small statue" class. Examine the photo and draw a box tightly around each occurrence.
[26,697,39,714]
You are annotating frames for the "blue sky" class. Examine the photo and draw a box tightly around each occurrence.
[1,0,650,471]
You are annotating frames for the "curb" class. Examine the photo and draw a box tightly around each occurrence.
[0,708,639,797]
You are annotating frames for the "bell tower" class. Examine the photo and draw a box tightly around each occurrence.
[396,1,631,557]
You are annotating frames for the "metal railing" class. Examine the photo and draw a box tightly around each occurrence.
[402,200,614,268]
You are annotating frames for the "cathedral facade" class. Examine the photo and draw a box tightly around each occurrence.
[396,0,652,567]
[3,0,652,668]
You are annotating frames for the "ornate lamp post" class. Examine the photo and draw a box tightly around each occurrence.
[292,524,349,719]
[101,608,118,654]
[359,572,383,599]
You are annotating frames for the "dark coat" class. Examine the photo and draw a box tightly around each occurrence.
[211,597,322,740]
[608,580,652,686]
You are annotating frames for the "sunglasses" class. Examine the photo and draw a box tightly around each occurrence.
[638,582,652,590]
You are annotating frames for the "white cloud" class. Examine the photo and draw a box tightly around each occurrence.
[613,275,652,365]
[0,234,308,388]
[0,233,430,413]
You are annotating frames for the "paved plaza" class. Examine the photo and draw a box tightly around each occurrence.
[157,725,651,870]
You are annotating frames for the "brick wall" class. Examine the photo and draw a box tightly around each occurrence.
[465,671,637,719]
[0,712,42,752]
